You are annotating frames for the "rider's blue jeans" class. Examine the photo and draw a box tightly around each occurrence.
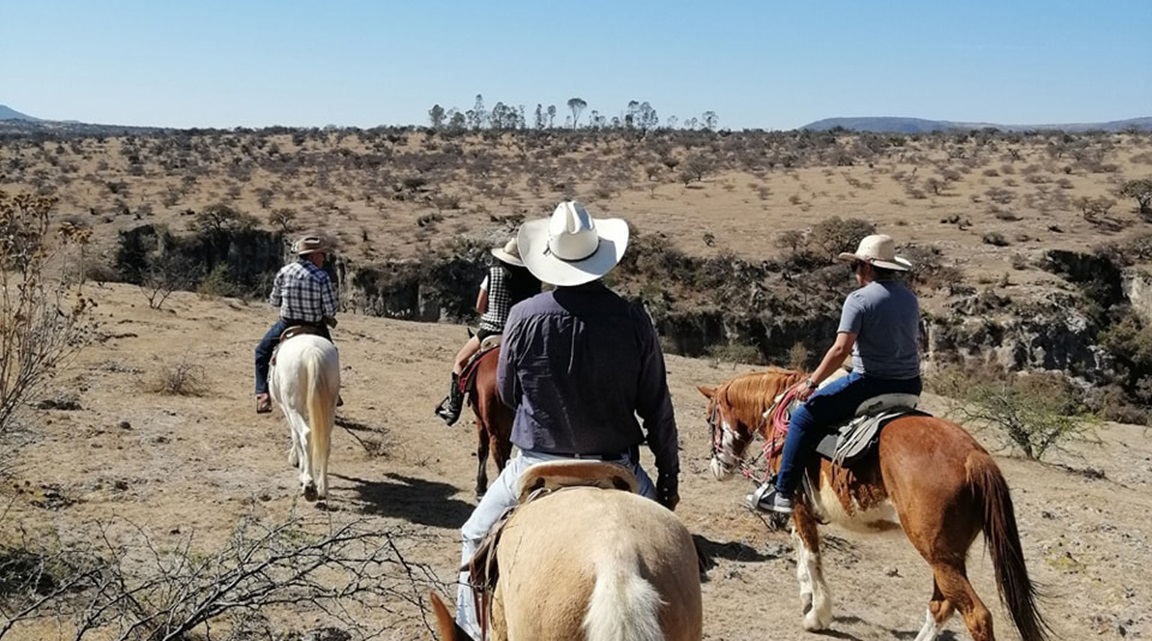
[774,371,922,497]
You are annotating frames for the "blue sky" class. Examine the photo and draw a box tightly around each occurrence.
[2,0,1148,130]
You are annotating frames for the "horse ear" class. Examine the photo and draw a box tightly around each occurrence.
[429,591,466,641]
[697,385,716,399]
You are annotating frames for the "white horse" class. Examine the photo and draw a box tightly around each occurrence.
[269,333,340,501]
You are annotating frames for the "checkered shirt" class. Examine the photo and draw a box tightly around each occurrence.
[478,266,511,333]
[269,259,337,324]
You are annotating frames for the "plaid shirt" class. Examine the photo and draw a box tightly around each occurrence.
[269,259,337,324]
[478,266,512,333]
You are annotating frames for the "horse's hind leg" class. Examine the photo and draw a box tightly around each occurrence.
[921,562,991,641]
[792,508,832,631]
[475,419,489,498]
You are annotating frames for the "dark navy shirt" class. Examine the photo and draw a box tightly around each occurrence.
[496,282,680,484]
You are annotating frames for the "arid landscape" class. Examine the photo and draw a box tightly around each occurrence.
[3,126,1152,640]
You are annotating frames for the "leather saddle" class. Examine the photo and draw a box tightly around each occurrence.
[813,393,927,466]
[270,324,327,366]
[459,335,503,398]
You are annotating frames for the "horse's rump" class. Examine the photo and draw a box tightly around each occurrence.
[494,489,702,641]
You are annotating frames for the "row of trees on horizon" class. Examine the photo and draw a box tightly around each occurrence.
[427,94,719,133]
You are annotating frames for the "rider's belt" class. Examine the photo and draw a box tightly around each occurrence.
[545,450,630,461]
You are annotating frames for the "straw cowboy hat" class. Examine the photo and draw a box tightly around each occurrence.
[837,234,912,271]
[517,201,629,286]
[292,234,331,256]
[490,237,525,267]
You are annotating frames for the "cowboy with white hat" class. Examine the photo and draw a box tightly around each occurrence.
[748,232,923,515]
[253,232,339,414]
[451,201,681,638]
[434,235,541,425]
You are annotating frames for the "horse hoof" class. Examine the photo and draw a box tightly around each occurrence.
[303,484,318,502]
[802,614,827,632]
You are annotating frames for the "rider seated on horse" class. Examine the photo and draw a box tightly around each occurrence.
[435,237,540,426]
[749,234,922,514]
[453,201,682,640]
[254,233,339,414]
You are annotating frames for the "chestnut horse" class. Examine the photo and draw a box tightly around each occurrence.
[467,347,514,497]
[698,368,1048,641]
[429,464,702,641]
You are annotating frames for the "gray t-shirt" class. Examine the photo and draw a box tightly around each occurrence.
[837,280,920,379]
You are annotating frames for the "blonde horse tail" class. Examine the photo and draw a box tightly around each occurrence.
[969,452,1051,641]
[583,550,664,641]
[304,344,336,496]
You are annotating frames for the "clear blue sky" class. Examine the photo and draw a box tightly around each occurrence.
[2,0,1149,130]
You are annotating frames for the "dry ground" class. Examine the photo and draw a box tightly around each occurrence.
[3,283,1150,640]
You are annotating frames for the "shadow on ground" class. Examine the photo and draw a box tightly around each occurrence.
[334,472,474,528]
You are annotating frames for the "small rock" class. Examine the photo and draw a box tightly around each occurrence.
[113,480,129,491]
[118,420,132,430]
[884,566,900,577]
[258,492,273,502]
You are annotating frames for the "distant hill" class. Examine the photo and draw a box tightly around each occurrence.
[802,116,1152,134]
[0,105,40,121]
[0,104,168,137]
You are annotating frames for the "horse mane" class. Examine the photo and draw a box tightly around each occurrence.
[718,367,806,435]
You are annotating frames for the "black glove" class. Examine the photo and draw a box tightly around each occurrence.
[656,472,679,511]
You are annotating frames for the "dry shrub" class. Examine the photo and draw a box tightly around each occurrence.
[0,192,96,436]
[930,361,1098,460]
[146,358,208,396]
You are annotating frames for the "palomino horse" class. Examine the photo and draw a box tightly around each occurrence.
[466,347,514,497]
[698,368,1048,641]
[430,462,703,641]
[269,332,341,502]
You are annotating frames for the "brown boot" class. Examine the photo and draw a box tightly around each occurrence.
[256,393,272,414]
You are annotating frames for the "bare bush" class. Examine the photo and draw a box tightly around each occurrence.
[0,193,96,437]
[145,358,208,396]
[0,515,440,640]
[930,363,1098,460]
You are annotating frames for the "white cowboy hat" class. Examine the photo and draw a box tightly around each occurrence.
[837,234,912,271]
[292,234,331,256]
[517,201,629,287]
[490,237,525,267]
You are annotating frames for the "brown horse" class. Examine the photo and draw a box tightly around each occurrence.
[698,368,1049,641]
[466,347,514,497]
[429,463,703,641]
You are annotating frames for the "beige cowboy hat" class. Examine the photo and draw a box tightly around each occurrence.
[837,234,912,271]
[292,233,331,256]
[490,237,525,267]
[517,201,629,287]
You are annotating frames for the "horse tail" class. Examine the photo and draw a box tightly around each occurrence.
[583,549,664,641]
[968,452,1050,641]
[304,344,336,487]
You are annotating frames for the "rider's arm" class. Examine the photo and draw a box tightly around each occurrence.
[268,268,284,307]
[495,306,523,408]
[808,332,857,387]
[632,306,679,504]
[320,273,338,319]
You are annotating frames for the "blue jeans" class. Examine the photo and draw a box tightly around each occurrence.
[775,371,922,496]
[254,318,332,394]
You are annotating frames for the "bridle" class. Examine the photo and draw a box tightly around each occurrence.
[707,388,801,484]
